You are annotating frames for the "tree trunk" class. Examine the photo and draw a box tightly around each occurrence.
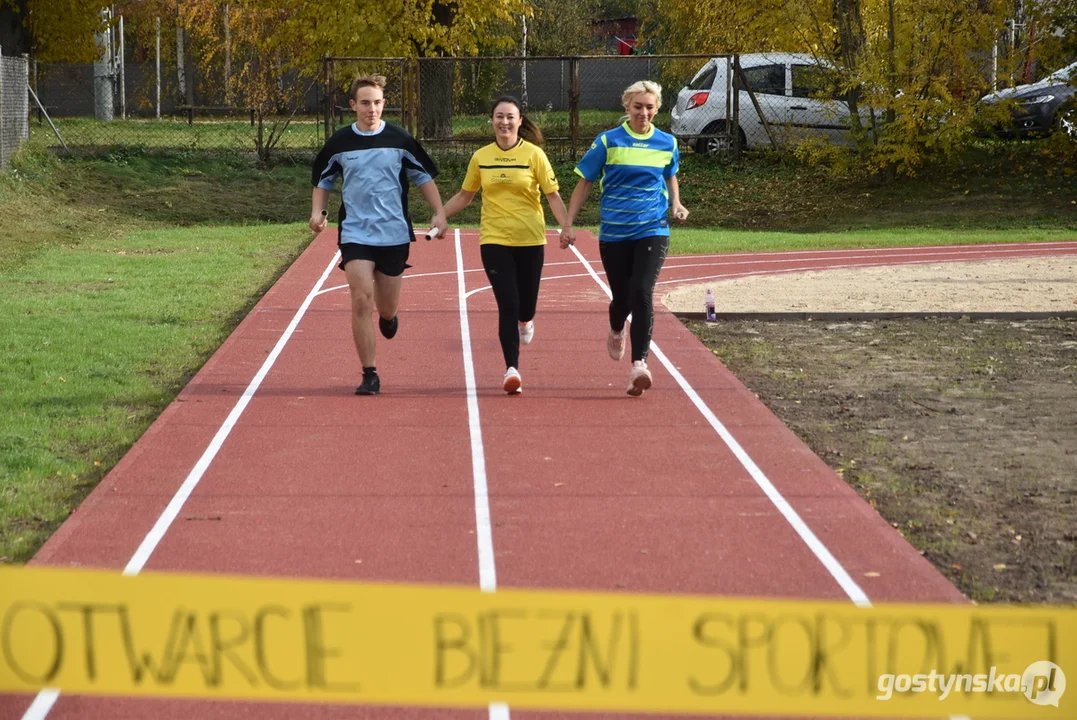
[833,0,866,132]
[419,0,455,139]
[224,4,231,105]
[175,10,186,105]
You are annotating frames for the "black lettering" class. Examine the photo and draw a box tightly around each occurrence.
[480,609,525,688]
[766,615,813,694]
[737,613,771,692]
[56,603,125,682]
[434,613,475,689]
[536,611,575,690]
[2,602,63,683]
[688,613,738,696]
[576,612,620,689]
[812,613,853,698]
[117,604,175,684]
[303,603,359,692]
[254,606,301,690]
[208,611,258,687]
[161,611,215,684]
[885,617,937,678]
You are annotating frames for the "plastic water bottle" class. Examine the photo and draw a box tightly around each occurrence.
[704,288,716,322]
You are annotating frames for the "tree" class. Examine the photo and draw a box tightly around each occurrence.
[529,0,602,56]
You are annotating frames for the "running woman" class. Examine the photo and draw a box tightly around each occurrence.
[562,80,688,396]
[311,74,447,395]
[441,95,570,394]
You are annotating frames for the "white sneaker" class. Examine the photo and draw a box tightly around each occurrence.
[607,328,626,361]
[503,367,522,394]
[519,320,535,345]
[627,360,652,396]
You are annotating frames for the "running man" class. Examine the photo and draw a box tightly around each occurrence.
[310,74,447,395]
[563,80,688,396]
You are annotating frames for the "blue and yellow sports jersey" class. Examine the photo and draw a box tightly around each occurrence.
[575,122,680,242]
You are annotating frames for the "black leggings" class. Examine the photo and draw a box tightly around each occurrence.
[599,235,669,363]
[480,243,545,369]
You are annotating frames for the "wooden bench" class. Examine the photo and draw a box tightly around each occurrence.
[176,105,256,126]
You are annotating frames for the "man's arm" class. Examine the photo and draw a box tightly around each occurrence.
[310,187,330,233]
[419,180,448,238]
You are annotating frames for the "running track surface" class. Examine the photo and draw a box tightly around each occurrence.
[6,236,1077,720]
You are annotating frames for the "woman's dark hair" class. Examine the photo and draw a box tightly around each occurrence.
[490,95,544,145]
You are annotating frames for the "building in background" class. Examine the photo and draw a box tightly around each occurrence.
[592,16,637,55]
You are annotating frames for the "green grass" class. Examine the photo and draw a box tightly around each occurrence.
[0,155,312,561]
[32,116,326,152]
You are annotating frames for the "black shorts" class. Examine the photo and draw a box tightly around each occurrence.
[338,242,411,276]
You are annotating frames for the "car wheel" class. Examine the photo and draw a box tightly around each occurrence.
[695,121,746,156]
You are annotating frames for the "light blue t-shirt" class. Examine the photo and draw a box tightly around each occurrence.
[312,121,438,247]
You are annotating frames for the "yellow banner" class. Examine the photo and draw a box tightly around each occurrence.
[1,566,1073,717]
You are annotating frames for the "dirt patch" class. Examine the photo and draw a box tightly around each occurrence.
[686,316,1077,604]
[663,256,1077,314]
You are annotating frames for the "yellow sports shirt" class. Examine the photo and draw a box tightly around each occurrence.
[462,139,559,246]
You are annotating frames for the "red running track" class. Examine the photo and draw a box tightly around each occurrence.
[6,236,1077,720]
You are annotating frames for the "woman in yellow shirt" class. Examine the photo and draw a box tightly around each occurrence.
[441,96,571,394]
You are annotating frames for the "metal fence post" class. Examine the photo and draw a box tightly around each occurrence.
[569,56,580,161]
[323,56,331,142]
[732,54,741,161]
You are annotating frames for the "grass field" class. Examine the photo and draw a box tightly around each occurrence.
[0,139,1074,564]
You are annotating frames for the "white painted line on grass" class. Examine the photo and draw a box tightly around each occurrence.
[569,243,872,607]
[21,250,342,720]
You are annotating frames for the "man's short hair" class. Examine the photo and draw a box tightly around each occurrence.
[350,74,387,99]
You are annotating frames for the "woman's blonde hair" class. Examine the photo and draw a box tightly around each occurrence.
[621,80,662,110]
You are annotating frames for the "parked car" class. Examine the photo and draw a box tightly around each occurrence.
[670,53,873,155]
[979,61,1077,138]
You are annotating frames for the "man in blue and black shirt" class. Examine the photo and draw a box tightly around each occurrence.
[310,75,447,395]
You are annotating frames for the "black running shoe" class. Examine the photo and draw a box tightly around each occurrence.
[378,315,399,339]
[355,372,381,395]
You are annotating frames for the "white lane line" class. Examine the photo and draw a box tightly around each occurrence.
[455,229,498,594]
[569,243,872,607]
[453,230,507,720]
[21,250,342,720]
[19,691,58,720]
[660,244,1077,272]
[665,240,1077,262]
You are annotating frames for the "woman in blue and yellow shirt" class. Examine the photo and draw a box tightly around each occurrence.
[563,80,689,397]
[442,96,570,394]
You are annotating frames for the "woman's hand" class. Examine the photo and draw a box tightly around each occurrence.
[560,228,576,249]
[672,203,689,222]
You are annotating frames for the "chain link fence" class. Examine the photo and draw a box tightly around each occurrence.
[28,55,323,153]
[1,54,29,169]
[407,54,716,160]
[22,51,879,163]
